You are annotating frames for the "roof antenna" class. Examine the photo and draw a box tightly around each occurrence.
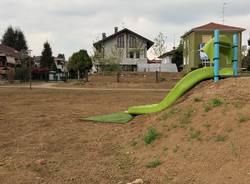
[173,33,176,49]
[222,2,227,24]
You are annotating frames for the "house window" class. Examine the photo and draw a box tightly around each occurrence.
[117,35,124,48]
[136,51,140,59]
[129,35,137,48]
[129,51,134,58]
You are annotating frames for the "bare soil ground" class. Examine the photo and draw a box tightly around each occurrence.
[1,77,250,183]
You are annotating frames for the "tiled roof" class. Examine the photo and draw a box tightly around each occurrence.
[0,44,21,59]
[182,22,245,38]
[93,28,154,50]
[158,49,176,58]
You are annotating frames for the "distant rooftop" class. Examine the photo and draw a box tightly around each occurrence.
[158,49,176,59]
[182,22,246,38]
[93,28,154,50]
[0,44,21,59]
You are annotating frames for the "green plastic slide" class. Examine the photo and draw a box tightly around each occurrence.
[81,34,234,123]
[203,35,233,65]
[127,67,233,115]
[81,67,233,123]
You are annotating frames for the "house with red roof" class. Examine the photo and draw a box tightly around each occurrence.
[181,22,245,72]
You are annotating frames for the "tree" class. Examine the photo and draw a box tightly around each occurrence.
[172,41,183,72]
[242,37,250,70]
[40,41,54,69]
[151,32,167,58]
[67,50,92,79]
[2,26,28,51]
[15,30,28,51]
[57,53,65,60]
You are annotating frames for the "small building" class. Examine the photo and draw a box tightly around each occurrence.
[93,27,154,71]
[0,44,21,80]
[158,49,176,64]
[33,55,67,81]
[181,22,245,72]
[49,56,67,81]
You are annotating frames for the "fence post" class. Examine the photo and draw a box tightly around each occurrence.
[117,72,120,83]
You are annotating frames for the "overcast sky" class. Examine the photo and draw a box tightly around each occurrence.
[0,0,249,59]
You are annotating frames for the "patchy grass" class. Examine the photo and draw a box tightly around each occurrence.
[211,98,223,107]
[203,122,211,129]
[161,108,180,120]
[173,144,179,153]
[230,141,238,157]
[215,135,227,142]
[146,159,162,168]
[190,130,202,140]
[171,123,178,129]
[193,96,202,102]
[131,140,137,147]
[179,107,195,125]
[144,127,160,145]
[203,104,212,112]
[238,114,250,123]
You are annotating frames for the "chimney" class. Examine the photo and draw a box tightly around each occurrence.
[102,33,106,39]
[114,27,118,34]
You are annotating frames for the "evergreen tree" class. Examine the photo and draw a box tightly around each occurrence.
[2,26,16,48]
[172,42,183,72]
[40,41,54,69]
[15,29,28,51]
[2,26,28,51]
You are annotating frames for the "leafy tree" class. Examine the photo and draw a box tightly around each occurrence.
[40,41,54,69]
[172,41,183,72]
[151,32,167,57]
[67,49,92,79]
[2,26,28,51]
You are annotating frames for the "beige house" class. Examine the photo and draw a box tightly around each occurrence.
[93,27,154,71]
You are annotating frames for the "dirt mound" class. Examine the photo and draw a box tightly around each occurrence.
[125,77,250,183]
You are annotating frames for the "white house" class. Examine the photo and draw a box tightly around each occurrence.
[93,27,154,71]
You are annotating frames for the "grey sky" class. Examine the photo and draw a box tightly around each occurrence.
[0,0,249,58]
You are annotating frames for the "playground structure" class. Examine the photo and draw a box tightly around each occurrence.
[81,30,238,123]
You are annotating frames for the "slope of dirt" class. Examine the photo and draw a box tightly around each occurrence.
[1,77,250,183]
[125,77,250,183]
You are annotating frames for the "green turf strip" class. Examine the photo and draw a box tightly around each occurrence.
[81,112,135,124]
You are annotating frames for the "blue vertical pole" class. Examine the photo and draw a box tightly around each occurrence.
[214,29,220,82]
[233,33,238,77]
